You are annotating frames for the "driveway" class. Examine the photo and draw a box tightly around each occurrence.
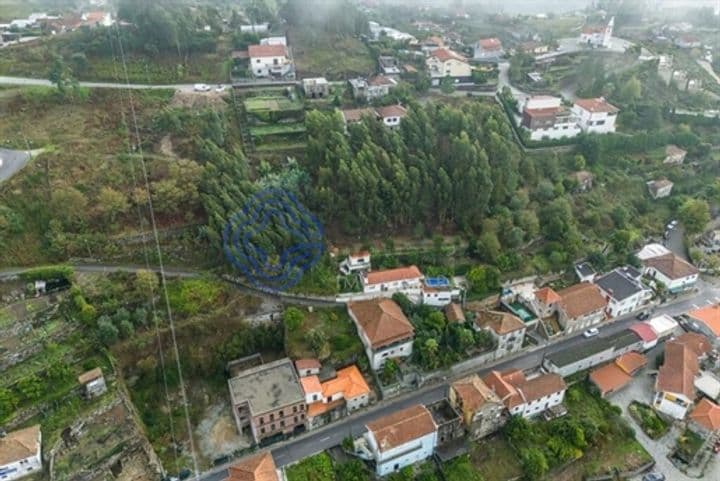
[0,148,35,184]
[609,345,720,481]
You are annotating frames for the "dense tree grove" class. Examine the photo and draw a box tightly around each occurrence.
[305,102,524,235]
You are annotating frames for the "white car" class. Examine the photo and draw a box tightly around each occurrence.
[667,220,678,229]
[214,84,226,93]
[583,328,600,338]
[193,83,210,92]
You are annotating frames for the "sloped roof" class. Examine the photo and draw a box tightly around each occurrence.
[444,303,465,323]
[348,298,415,349]
[483,370,522,408]
[341,108,377,123]
[430,48,466,62]
[226,451,279,481]
[366,404,436,452]
[644,253,698,280]
[300,375,322,395]
[628,323,658,343]
[557,282,607,319]
[478,37,502,50]
[574,97,619,114]
[474,310,525,335]
[78,367,103,385]
[0,425,41,465]
[689,398,720,432]
[321,365,370,400]
[615,351,647,374]
[365,265,423,285]
[535,286,561,305]
[295,359,321,371]
[248,44,288,58]
[375,104,407,119]
[451,375,502,412]
[589,362,632,395]
[517,373,567,402]
[688,305,720,336]
[655,340,699,399]
[674,332,712,357]
[368,75,396,86]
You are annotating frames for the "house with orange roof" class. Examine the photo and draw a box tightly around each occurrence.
[295,359,321,377]
[689,398,720,435]
[483,370,566,418]
[425,48,472,86]
[339,251,371,275]
[248,44,293,78]
[449,375,506,439]
[473,37,504,62]
[301,365,371,429]
[361,404,437,476]
[589,352,647,397]
[224,451,280,481]
[361,265,424,297]
[473,310,526,356]
[687,304,720,342]
[533,286,561,318]
[556,282,608,334]
[654,339,700,419]
[0,425,42,481]
[642,252,698,293]
[347,298,415,370]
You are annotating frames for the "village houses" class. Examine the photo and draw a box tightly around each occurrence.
[248,44,293,78]
[348,298,415,370]
[483,370,567,418]
[449,375,506,439]
[572,98,619,134]
[426,48,472,86]
[594,266,652,317]
[223,451,281,481]
[473,310,526,356]
[647,179,674,199]
[473,37,504,62]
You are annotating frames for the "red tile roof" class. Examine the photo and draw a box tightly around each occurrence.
[655,340,699,399]
[478,37,502,50]
[574,97,619,114]
[615,352,647,375]
[689,398,720,432]
[348,298,415,349]
[0,425,40,465]
[248,44,288,58]
[535,286,561,305]
[431,48,466,62]
[644,253,698,280]
[295,359,321,371]
[300,376,322,395]
[321,365,370,400]
[674,332,712,357]
[590,363,632,396]
[556,282,607,320]
[628,323,658,344]
[367,75,395,86]
[688,305,720,336]
[365,265,423,285]
[444,303,465,323]
[451,375,501,412]
[474,310,525,335]
[524,107,563,118]
[225,451,279,481]
[366,404,436,452]
[375,104,407,119]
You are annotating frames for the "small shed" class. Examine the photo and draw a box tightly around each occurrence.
[78,367,107,398]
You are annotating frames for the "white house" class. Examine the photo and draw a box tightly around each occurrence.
[641,251,698,294]
[421,277,461,307]
[77,367,107,398]
[374,105,407,129]
[0,425,42,481]
[260,36,287,46]
[645,314,679,340]
[81,11,113,27]
[363,405,437,476]
[426,48,472,86]
[347,298,415,370]
[572,98,619,134]
[654,339,699,419]
[579,16,614,48]
[248,44,293,78]
[647,179,673,199]
[484,370,567,418]
[595,266,652,317]
[339,251,371,275]
[240,23,269,34]
[473,37,504,62]
[473,310,526,356]
[361,265,424,297]
[521,96,581,141]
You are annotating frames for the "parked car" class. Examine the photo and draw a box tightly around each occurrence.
[642,473,665,481]
[214,84,225,93]
[668,220,678,229]
[193,83,210,92]
[637,310,651,321]
[583,328,600,338]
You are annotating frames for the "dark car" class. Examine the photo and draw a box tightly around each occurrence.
[637,311,651,320]
[642,473,666,481]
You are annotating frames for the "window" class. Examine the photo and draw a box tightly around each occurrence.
[271,423,275,431]
[270,413,274,421]
[279,410,284,417]
[294,416,298,422]
[256,59,261,63]
[258,417,264,425]
[281,420,285,427]
[260,427,265,434]
[301,414,305,419]
[293,406,297,413]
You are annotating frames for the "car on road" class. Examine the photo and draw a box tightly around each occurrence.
[215,84,225,93]
[193,83,210,92]
[636,310,651,320]
[583,328,600,338]
[642,472,665,481]
[667,220,678,229]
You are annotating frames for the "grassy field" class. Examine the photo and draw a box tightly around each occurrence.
[289,28,375,80]
[0,0,44,22]
[249,123,306,137]
[0,33,231,83]
[285,307,364,367]
[244,96,304,113]
[470,435,524,481]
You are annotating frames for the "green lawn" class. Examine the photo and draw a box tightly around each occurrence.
[249,123,306,137]
[244,96,303,113]
[470,435,523,481]
[290,28,375,79]
[285,307,364,366]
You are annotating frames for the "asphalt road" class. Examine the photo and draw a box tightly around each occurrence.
[0,148,32,184]
[0,76,206,92]
[197,278,720,481]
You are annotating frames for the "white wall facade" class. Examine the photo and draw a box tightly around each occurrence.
[528,122,581,140]
[0,435,42,481]
[647,269,698,293]
[381,116,402,128]
[558,308,605,333]
[363,277,423,295]
[347,394,369,411]
[250,55,292,77]
[600,288,651,317]
[366,430,437,476]
[653,391,692,419]
[367,339,413,371]
[572,106,617,134]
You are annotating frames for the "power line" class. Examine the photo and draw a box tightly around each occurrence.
[105,28,181,475]
[111,23,201,477]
